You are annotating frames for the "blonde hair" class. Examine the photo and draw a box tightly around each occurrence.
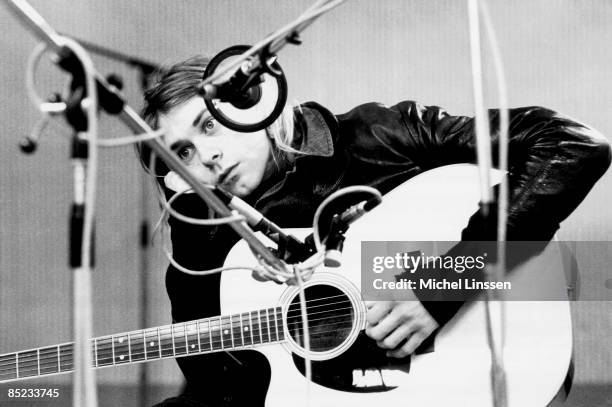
[138,55,300,174]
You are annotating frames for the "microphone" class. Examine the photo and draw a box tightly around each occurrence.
[214,187,313,262]
[324,197,381,267]
[200,59,264,110]
[198,45,288,133]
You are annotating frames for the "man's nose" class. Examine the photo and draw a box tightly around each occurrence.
[200,148,223,166]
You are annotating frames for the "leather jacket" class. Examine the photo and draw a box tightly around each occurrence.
[157,101,610,406]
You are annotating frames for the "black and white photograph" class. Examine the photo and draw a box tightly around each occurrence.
[1,1,611,406]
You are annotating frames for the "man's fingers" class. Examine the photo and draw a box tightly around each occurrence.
[365,301,393,326]
[386,331,427,358]
[375,324,415,350]
[365,308,402,341]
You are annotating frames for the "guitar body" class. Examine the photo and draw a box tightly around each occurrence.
[221,164,572,407]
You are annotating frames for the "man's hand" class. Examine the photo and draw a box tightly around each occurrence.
[365,300,439,358]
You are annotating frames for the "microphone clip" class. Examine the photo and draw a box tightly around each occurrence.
[200,44,288,133]
[323,214,347,268]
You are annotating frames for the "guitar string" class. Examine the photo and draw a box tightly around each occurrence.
[1,310,359,375]
[3,308,350,372]
[0,292,358,371]
[1,307,359,375]
[2,323,353,377]
[2,293,363,375]
[1,309,363,376]
[7,314,351,373]
[3,320,358,378]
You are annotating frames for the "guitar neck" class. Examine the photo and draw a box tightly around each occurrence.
[0,306,284,383]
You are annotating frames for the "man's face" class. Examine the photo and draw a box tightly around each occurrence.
[159,97,272,197]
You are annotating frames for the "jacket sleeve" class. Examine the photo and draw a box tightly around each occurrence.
[342,101,611,324]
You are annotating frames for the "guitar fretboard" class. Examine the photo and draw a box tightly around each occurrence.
[0,307,284,382]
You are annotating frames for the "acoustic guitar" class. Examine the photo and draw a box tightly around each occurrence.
[0,164,572,407]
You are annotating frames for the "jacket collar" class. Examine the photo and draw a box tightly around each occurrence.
[293,102,337,158]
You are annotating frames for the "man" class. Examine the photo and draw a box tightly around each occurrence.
[139,55,610,406]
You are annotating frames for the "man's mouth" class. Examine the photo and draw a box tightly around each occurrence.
[218,163,239,186]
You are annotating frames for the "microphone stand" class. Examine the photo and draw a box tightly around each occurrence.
[69,132,97,407]
[4,0,284,281]
[466,1,507,407]
[59,33,161,90]
[3,3,287,407]
[138,174,150,407]
[57,34,162,407]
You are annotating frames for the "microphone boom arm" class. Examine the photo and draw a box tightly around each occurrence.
[198,0,347,97]
[3,0,286,272]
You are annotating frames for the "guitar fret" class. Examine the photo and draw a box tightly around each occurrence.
[186,322,199,354]
[197,320,211,351]
[93,339,98,367]
[221,316,232,349]
[144,328,160,360]
[241,312,252,346]
[260,310,270,343]
[157,328,162,358]
[17,350,37,378]
[114,335,129,364]
[96,336,113,367]
[268,308,277,342]
[207,320,213,351]
[229,315,235,348]
[231,314,243,349]
[172,324,187,356]
[210,318,222,351]
[129,331,146,362]
[250,311,261,344]
[276,307,285,341]
[0,353,17,381]
[159,326,174,358]
[111,335,116,365]
[17,350,38,377]
[39,346,59,375]
[170,326,175,355]
[142,332,147,360]
[127,334,132,363]
[248,312,254,345]
[184,324,189,351]
[56,345,61,373]
[197,322,203,352]
[59,344,72,372]
[37,349,40,376]
[183,324,190,353]
[239,315,244,346]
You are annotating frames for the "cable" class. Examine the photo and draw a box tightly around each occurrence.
[165,252,264,277]
[295,184,380,405]
[25,42,67,114]
[311,185,382,251]
[478,0,509,354]
[478,0,509,270]
[163,189,246,226]
[466,1,509,406]
[294,266,312,406]
[95,129,165,147]
[26,43,164,149]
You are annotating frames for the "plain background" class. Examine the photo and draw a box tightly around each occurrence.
[0,0,611,405]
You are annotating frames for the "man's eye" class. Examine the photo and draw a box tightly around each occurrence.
[176,145,196,162]
[202,118,215,132]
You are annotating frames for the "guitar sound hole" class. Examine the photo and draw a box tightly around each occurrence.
[287,285,354,353]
